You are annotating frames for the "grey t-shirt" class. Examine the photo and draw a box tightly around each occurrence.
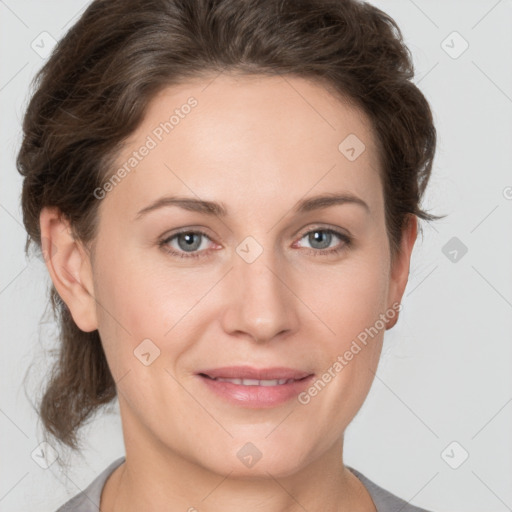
[56,456,433,511]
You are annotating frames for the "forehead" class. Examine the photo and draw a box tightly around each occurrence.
[103,73,383,217]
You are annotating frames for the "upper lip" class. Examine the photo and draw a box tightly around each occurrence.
[197,366,313,380]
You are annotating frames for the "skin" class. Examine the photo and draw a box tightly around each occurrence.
[40,73,417,511]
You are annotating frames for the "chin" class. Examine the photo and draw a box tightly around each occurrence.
[176,435,309,480]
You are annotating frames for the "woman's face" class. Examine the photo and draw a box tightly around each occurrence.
[68,74,415,476]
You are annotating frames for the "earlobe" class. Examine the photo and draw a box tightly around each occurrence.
[386,214,418,330]
[39,207,98,332]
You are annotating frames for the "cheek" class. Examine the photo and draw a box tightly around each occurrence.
[90,245,170,370]
[300,249,390,344]
[295,314,385,446]
[91,250,213,372]
[295,247,390,404]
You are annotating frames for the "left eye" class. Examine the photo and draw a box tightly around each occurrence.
[301,229,334,249]
[295,228,347,251]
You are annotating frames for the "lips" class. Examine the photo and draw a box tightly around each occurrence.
[196,366,315,408]
[197,365,313,381]
[204,377,295,386]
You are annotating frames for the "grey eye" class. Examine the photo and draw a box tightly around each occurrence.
[173,232,207,252]
[302,230,337,250]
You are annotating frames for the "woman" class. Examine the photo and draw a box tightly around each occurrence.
[17,0,442,510]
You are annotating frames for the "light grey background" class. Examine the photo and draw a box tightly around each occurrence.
[1,1,511,511]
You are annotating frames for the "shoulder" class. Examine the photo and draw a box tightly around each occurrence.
[347,466,435,512]
[55,457,126,512]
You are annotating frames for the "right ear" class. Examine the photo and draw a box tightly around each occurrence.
[39,207,98,332]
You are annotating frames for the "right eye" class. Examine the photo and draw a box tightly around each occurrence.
[159,230,216,259]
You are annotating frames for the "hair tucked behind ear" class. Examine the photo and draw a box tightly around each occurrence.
[17,0,444,456]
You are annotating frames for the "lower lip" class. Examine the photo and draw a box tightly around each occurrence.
[198,374,315,408]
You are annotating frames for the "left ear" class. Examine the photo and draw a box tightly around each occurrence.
[386,214,417,329]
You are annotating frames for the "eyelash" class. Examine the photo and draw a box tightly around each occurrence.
[159,227,352,260]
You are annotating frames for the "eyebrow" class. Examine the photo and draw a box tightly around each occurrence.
[134,192,370,220]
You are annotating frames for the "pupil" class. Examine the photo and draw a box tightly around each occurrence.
[310,230,331,249]
[178,233,201,251]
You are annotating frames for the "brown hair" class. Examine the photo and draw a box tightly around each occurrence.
[17,0,443,454]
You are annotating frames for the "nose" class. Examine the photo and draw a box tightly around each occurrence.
[220,247,300,343]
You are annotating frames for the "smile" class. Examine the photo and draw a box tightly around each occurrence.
[197,372,314,408]
[202,375,298,386]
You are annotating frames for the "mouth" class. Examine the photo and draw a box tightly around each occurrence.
[196,366,315,408]
[198,374,309,386]
[197,365,313,381]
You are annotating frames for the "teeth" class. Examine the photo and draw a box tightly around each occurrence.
[213,377,293,386]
